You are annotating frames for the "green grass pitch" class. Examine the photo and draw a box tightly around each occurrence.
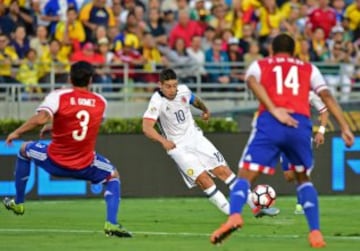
[1,196,360,251]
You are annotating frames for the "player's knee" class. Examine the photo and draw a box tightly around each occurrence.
[294,171,310,184]
[212,165,233,180]
[196,172,214,190]
[111,169,120,179]
[19,142,30,158]
[283,171,295,183]
[238,168,259,183]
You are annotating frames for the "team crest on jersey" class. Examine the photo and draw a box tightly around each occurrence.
[149,107,157,113]
[181,96,187,103]
[186,168,194,176]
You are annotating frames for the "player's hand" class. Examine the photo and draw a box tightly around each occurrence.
[314,132,325,148]
[6,131,20,145]
[271,108,299,127]
[162,140,176,151]
[341,127,354,148]
[40,124,52,138]
[202,110,210,121]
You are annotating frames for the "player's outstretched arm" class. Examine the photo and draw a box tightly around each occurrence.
[191,96,210,121]
[6,110,52,145]
[247,76,298,127]
[318,89,354,147]
[142,118,176,151]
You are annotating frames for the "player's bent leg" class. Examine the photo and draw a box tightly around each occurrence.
[196,172,229,215]
[210,214,243,245]
[3,142,32,215]
[295,172,326,248]
[283,170,304,214]
[283,170,296,182]
[211,165,236,189]
[103,170,132,238]
[210,169,260,245]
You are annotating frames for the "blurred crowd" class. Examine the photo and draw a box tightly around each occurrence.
[0,0,360,97]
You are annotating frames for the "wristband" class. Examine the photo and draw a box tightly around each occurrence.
[318,125,326,134]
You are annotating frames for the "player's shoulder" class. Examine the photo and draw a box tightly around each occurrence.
[177,84,191,94]
[46,88,74,98]
[306,61,319,73]
[149,89,164,103]
[256,57,271,67]
[91,91,107,106]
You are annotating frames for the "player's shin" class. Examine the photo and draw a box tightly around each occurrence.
[230,179,249,214]
[15,154,31,204]
[224,173,237,190]
[297,182,319,231]
[104,178,121,224]
[204,185,229,215]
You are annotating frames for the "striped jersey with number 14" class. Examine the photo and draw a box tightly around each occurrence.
[246,54,328,117]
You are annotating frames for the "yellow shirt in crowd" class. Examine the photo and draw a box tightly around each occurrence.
[258,7,284,37]
[225,11,243,39]
[16,60,42,93]
[0,46,18,77]
[3,0,26,7]
[142,48,162,72]
[55,20,86,43]
[344,3,360,31]
[79,2,116,27]
[39,46,71,78]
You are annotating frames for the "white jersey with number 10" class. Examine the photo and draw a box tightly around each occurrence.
[143,85,201,145]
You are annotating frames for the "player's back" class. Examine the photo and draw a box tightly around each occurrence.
[47,88,107,169]
[256,55,314,117]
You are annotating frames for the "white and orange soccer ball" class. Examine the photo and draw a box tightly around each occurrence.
[251,184,276,208]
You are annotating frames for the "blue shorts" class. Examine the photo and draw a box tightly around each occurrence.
[24,141,115,184]
[239,111,313,175]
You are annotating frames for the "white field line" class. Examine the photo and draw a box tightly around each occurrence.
[0,228,359,241]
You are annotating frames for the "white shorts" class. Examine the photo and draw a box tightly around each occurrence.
[167,133,227,188]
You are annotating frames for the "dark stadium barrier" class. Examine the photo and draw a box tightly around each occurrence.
[0,133,359,199]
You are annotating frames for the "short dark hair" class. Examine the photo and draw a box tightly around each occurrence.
[159,68,177,83]
[70,61,94,87]
[67,6,77,13]
[272,33,295,55]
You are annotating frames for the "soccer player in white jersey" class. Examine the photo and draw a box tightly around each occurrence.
[142,68,279,217]
[282,91,329,214]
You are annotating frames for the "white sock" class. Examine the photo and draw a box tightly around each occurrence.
[247,189,256,209]
[224,173,237,190]
[204,185,229,215]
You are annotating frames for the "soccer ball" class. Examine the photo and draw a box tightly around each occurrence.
[251,184,276,208]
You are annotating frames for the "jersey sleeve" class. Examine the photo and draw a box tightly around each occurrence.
[310,64,328,94]
[179,84,193,104]
[94,92,108,119]
[36,91,60,116]
[309,91,327,113]
[143,94,162,121]
[245,61,261,82]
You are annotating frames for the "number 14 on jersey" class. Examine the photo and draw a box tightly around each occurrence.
[273,65,300,96]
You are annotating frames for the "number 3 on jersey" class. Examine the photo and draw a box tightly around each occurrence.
[273,65,299,95]
[72,110,90,141]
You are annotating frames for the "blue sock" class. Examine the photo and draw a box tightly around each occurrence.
[104,179,121,224]
[296,189,301,205]
[230,178,249,214]
[15,154,31,204]
[297,182,320,231]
